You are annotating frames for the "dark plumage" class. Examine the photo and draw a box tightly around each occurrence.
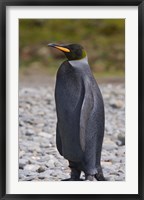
[48,43,105,181]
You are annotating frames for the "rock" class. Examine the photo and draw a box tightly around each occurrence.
[24,164,40,171]
[38,169,53,179]
[25,129,35,136]
[117,133,125,146]
[101,161,112,166]
[19,150,25,158]
[22,176,37,181]
[19,158,28,169]
[36,166,46,173]
[47,160,55,168]
[19,173,26,179]
[103,140,118,151]
[109,99,124,108]
[38,131,50,138]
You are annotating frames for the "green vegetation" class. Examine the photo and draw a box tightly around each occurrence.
[19,19,125,77]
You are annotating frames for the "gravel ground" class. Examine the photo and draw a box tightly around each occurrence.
[19,80,125,181]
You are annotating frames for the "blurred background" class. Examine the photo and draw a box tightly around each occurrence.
[19,19,125,83]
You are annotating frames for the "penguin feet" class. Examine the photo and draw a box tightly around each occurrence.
[66,161,82,181]
[70,168,81,181]
[85,174,95,181]
[61,167,81,181]
[95,172,106,181]
[61,171,82,181]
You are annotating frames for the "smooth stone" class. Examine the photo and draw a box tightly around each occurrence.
[24,164,40,171]
[19,158,28,169]
[38,131,51,138]
[22,175,37,181]
[25,129,35,136]
[19,150,25,158]
[117,133,125,146]
[103,140,118,150]
[47,160,55,168]
[19,172,26,179]
[36,166,46,173]
[38,170,53,179]
[109,100,124,109]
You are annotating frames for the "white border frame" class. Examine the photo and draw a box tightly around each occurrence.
[6,6,138,194]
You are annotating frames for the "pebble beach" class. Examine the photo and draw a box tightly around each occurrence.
[19,76,125,181]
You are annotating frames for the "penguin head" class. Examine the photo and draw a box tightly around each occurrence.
[48,43,87,61]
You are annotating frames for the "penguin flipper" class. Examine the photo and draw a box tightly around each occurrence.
[79,83,93,152]
[79,77,105,176]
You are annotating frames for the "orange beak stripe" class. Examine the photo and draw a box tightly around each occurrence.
[55,46,70,52]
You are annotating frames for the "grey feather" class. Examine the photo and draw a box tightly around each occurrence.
[55,58,105,175]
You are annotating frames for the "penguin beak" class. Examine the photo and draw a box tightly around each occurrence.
[48,43,70,53]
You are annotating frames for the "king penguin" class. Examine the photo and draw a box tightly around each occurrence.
[48,43,105,181]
